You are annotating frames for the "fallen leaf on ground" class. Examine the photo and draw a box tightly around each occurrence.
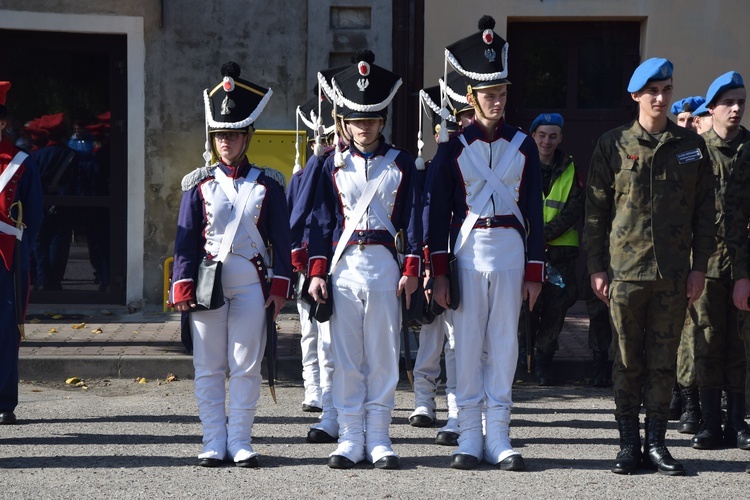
[91,328,103,334]
[75,381,86,388]
[48,328,58,333]
[29,318,41,324]
[51,314,63,320]
[137,377,147,384]
[65,377,81,385]
[71,323,86,330]
[166,374,178,382]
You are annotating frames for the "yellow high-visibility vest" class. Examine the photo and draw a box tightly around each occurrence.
[544,160,579,247]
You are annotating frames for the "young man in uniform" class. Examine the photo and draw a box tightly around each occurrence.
[307,50,421,470]
[287,66,347,445]
[692,102,714,135]
[425,15,545,471]
[670,95,707,433]
[584,58,715,476]
[519,113,583,386]
[688,71,750,451]
[671,96,705,131]
[0,81,44,425]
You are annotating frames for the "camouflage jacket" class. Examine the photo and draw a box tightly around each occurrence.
[723,135,750,280]
[702,127,750,279]
[583,119,715,281]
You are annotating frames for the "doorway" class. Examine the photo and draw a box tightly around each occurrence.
[0,29,127,304]
[505,21,641,179]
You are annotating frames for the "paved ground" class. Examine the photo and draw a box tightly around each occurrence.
[1,380,747,499]
[20,302,594,383]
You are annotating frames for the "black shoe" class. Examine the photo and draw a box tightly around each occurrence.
[307,428,337,443]
[450,454,480,470]
[677,388,701,434]
[409,414,435,428]
[612,447,642,475]
[644,418,685,476]
[0,412,17,425]
[591,351,611,387]
[197,457,224,467]
[328,455,356,469]
[373,456,400,469]
[236,456,259,468]
[302,404,323,413]
[497,455,525,471]
[435,431,459,446]
[668,385,682,421]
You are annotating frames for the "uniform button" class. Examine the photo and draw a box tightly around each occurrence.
[391,190,397,196]
[465,181,470,186]
[516,176,521,181]
[345,215,350,220]
[206,212,212,217]
[514,187,519,192]
[387,215,391,219]
[252,242,257,247]
[340,192,346,198]
[358,231,365,236]
[207,241,213,246]
[515,198,519,202]
[466,192,471,197]
[467,205,472,210]
[254,215,258,220]
[357,239,363,245]
[256,204,261,208]
[388,202,394,207]
[256,260,262,265]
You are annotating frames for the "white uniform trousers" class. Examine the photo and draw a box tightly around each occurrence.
[298,299,322,408]
[412,314,454,420]
[453,266,524,461]
[191,253,266,462]
[329,248,401,463]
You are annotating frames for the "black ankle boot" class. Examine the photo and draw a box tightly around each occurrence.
[592,350,611,387]
[668,383,682,421]
[677,388,701,434]
[724,392,750,450]
[643,418,685,476]
[612,415,641,475]
[535,351,554,386]
[692,388,723,449]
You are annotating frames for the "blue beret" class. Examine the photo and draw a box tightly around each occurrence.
[627,58,673,93]
[671,96,705,116]
[692,102,710,117]
[705,71,744,105]
[530,113,564,132]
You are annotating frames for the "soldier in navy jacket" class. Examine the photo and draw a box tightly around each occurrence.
[0,81,43,426]
[425,16,544,471]
[307,50,421,470]
[170,62,291,468]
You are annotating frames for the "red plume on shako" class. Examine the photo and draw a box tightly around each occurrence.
[358,61,371,77]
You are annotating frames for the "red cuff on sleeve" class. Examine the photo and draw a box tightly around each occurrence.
[291,248,309,272]
[270,276,292,299]
[431,252,449,276]
[309,257,328,278]
[525,261,545,283]
[402,255,421,277]
[171,280,195,305]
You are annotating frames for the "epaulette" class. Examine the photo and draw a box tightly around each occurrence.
[260,165,287,191]
[181,165,216,192]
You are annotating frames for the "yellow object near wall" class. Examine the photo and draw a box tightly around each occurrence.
[248,129,307,182]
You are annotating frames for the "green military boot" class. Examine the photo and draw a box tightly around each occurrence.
[668,383,682,421]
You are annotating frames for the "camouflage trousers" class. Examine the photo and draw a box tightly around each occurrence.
[676,315,697,389]
[609,279,686,420]
[736,310,750,405]
[685,277,746,392]
[518,258,578,355]
[584,278,612,352]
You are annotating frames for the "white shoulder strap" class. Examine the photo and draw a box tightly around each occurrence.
[454,131,525,256]
[214,167,263,262]
[329,150,399,272]
[0,151,29,241]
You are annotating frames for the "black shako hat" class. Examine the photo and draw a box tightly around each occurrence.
[331,49,402,120]
[445,15,510,91]
[204,61,272,133]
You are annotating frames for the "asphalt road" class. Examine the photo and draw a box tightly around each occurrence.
[1,379,748,498]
